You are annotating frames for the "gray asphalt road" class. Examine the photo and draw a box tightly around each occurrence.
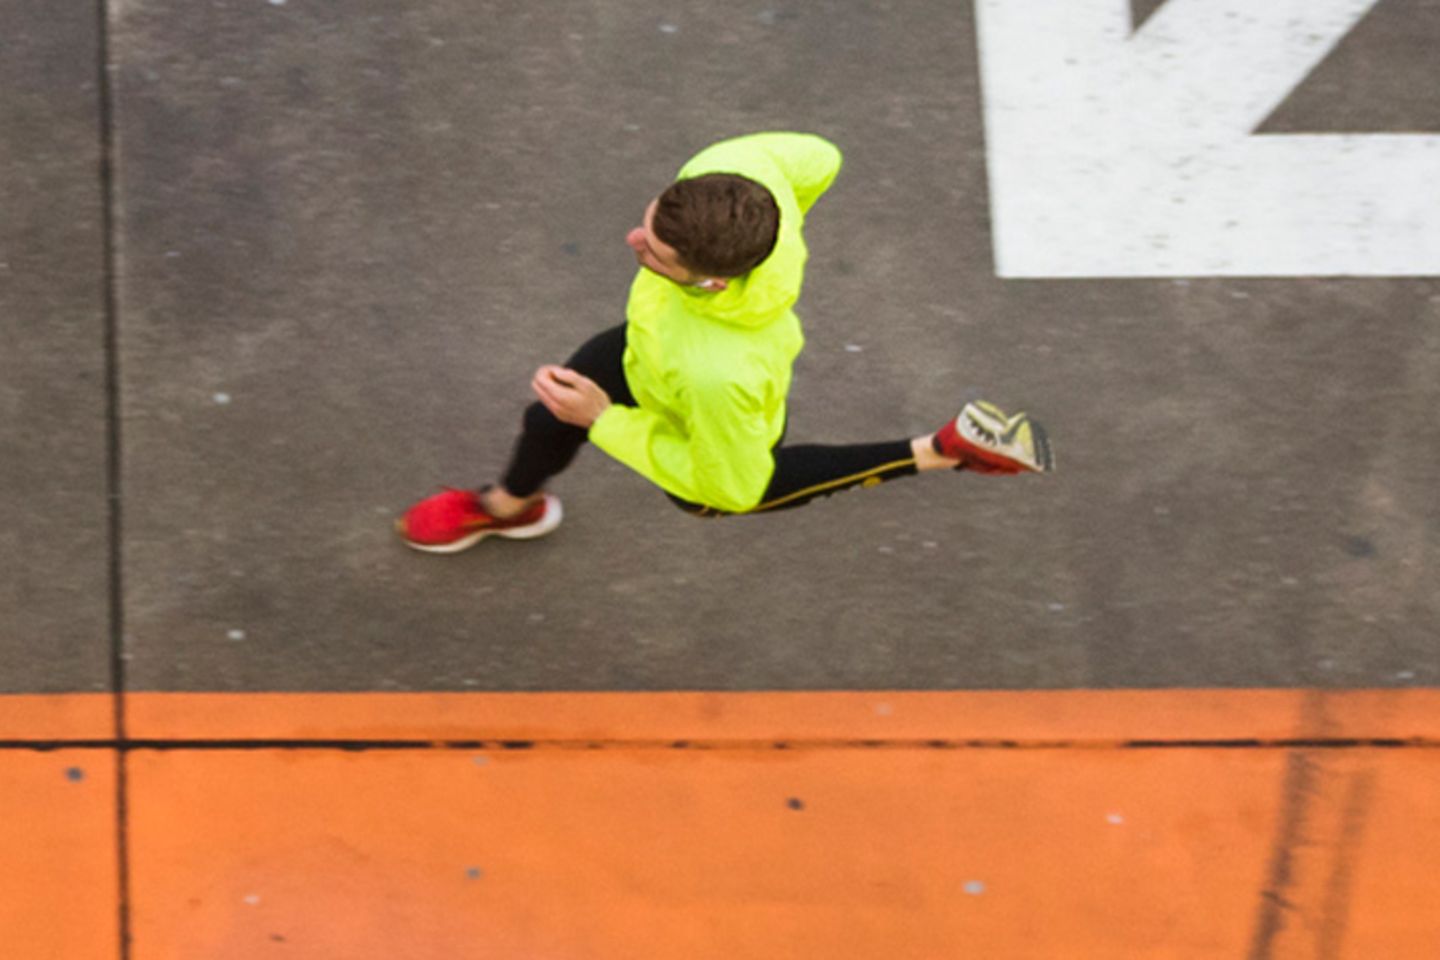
[4,0,1438,692]
[1,0,109,693]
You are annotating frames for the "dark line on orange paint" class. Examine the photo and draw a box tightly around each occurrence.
[1121,738,1416,749]
[0,737,1433,752]
[1248,751,1317,959]
[1317,768,1376,960]
[95,0,130,953]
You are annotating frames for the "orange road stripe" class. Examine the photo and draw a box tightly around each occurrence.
[0,693,115,740]
[1324,752,1439,958]
[123,745,1440,959]
[124,689,1440,743]
[1,691,1436,957]
[127,748,1286,959]
[1251,750,1382,959]
[0,752,119,958]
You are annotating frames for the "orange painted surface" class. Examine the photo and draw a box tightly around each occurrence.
[1340,751,1440,956]
[2,690,1436,957]
[125,745,1440,959]
[0,750,119,960]
[0,693,114,740]
[127,688,1440,742]
[1250,749,1440,959]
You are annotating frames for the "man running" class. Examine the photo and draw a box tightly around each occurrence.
[397,132,1052,553]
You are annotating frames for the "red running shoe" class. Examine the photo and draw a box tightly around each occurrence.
[933,400,1054,475]
[396,487,562,554]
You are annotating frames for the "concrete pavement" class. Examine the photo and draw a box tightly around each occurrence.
[74,0,1440,692]
[3,1,1439,956]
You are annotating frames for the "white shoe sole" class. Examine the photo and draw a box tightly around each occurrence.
[401,494,563,555]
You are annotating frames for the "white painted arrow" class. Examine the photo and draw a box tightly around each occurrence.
[976,0,1440,277]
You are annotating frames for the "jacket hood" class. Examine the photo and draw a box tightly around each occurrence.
[682,254,803,329]
[654,211,807,329]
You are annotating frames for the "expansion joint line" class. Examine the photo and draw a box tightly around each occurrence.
[95,0,129,956]
[1,736,1436,753]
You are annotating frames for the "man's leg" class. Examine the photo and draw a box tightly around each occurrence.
[743,436,952,514]
[397,324,631,552]
[486,324,633,517]
[679,400,1052,516]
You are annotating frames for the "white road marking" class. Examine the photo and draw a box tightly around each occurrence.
[976,0,1440,277]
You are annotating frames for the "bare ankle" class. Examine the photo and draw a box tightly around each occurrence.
[481,486,539,519]
[912,435,955,472]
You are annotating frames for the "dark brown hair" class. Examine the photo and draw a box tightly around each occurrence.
[651,173,780,278]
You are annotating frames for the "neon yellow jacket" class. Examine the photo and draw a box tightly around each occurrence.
[588,132,843,511]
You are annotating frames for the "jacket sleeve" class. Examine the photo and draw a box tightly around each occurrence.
[587,377,776,513]
[682,132,843,216]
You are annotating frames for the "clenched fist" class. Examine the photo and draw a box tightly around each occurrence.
[531,365,612,428]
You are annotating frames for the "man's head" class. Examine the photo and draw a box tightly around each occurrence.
[625,173,779,290]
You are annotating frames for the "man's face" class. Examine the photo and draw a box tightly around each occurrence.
[626,199,702,285]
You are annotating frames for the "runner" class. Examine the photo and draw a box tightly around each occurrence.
[398,132,1052,553]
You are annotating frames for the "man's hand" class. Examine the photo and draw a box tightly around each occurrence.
[531,365,612,428]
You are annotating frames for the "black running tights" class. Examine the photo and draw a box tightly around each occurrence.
[500,325,918,515]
